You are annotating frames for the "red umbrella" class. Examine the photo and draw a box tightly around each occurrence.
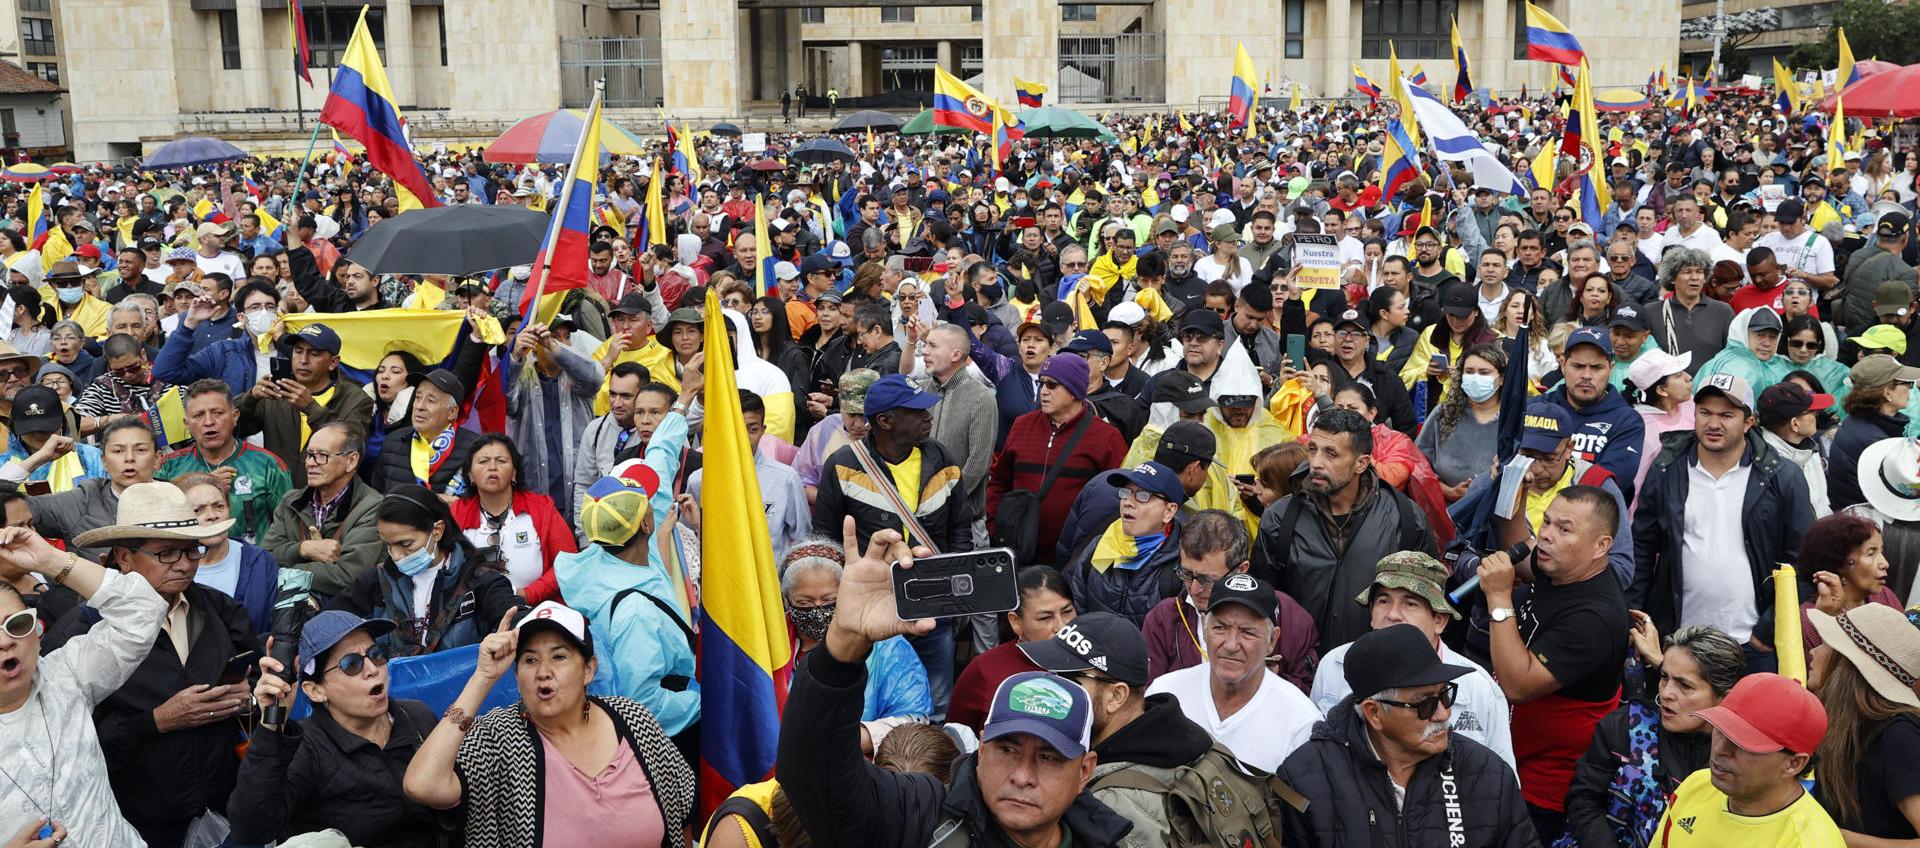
[1814,62,1918,116]
[746,158,787,172]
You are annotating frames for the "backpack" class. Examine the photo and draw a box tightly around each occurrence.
[594,586,696,692]
[990,412,1091,564]
[1088,742,1308,848]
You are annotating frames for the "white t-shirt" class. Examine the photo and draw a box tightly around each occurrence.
[1681,460,1758,641]
[1662,224,1723,255]
[194,250,247,282]
[1311,639,1515,770]
[1147,664,1320,771]
[464,509,545,592]
[1709,242,1751,283]
[1193,255,1253,293]
[1754,229,1836,277]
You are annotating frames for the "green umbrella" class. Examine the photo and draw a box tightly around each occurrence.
[1016,106,1118,142]
[900,108,974,136]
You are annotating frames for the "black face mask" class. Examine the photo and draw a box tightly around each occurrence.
[787,603,835,642]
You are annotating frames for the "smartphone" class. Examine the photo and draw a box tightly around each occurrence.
[1431,352,1450,373]
[1234,474,1256,485]
[218,650,260,686]
[891,548,1019,621]
[269,356,294,382]
[1285,334,1307,368]
[902,256,935,273]
[1011,215,1037,228]
[22,480,49,497]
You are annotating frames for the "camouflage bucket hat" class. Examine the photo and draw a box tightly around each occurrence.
[1355,550,1459,620]
[837,368,882,415]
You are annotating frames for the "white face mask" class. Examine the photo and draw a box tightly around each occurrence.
[245,309,278,336]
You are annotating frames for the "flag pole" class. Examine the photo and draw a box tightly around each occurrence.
[523,77,604,326]
[287,119,325,217]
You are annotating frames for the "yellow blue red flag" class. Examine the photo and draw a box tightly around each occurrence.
[1229,43,1258,136]
[1524,3,1585,66]
[318,6,439,210]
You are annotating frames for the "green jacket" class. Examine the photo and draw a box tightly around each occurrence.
[261,476,386,597]
[157,443,291,543]
[237,376,376,489]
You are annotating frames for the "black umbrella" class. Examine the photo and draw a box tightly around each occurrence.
[342,205,551,276]
[831,110,904,133]
[710,121,744,137]
[790,138,857,166]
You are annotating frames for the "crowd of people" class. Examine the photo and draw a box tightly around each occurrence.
[1,82,1920,848]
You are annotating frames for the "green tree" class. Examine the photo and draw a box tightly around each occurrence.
[1787,0,1920,68]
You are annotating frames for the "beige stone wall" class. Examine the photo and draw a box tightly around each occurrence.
[65,0,182,158]
[982,0,1058,103]
[656,0,739,119]
[446,0,564,120]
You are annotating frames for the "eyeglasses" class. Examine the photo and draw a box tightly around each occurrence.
[303,448,355,463]
[322,642,390,677]
[1787,339,1821,350]
[1065,670,1122,687]
[1117,487,1165,504]
[1373,682,1459,721]
[0,366,28,383]
[134,544,208,564]
[1414,241,1440,249]
[2,609,37,639]
[108,361,147,378]
[1174,567,1224,586]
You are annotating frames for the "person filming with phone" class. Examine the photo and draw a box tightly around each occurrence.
[39,482,262,848]
[776,518,1134,848]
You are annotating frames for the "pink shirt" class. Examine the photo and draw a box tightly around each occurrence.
[539,735,665,848]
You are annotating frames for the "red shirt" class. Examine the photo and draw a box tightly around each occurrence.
[947,642,1042,731]
[1728,282,1819,317]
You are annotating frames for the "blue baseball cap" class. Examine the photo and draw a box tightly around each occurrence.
[1519,400,1574,454]
[1103,461,1185,503]
[284,322,342,356]
[1064,330,1113,356]
[862,374,940,418]
[983,671,1094,757]
[299,610,397,676]
[1565,325,1613,357]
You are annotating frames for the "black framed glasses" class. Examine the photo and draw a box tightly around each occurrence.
[1174,567,1223,587]
[135,544,208,565]
[1373,682,1459,721]
[2,609,37,638]
[323,642,389,677]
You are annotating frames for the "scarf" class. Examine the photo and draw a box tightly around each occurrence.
[1090,522,1167,573]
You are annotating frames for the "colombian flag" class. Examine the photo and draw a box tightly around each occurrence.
[1379,119,1422,200]
[521,89,603,325]
[318,6,439,211]
[1773,58,1800,115]
[697,287,792,814]
[933,66,1000,135]
[290,0,311,85]
[1388,43,1421,147]
[26,183,45,242]
[1837,27,1859,89]
[1353,65,1383,100]
[1410,65,1430,87]
[1562,60,1609,223]
[1228,43,1258,134]
[1014,77,1047,108]
[1451,19,1475,104]
[1524,2,1585,66]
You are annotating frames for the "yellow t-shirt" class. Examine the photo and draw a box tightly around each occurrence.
[1653,770,1844,848]
[1525,462,1576,532]
[885,447,922,542]
[299,384,337,449]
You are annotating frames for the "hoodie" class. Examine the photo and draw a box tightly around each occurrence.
[1545,381,1647,503]
[1086,694,1222,846]
[554,544,700,736]
[1762,428,1831,518]
[724,309,798,443]
[1693,307,1796,397]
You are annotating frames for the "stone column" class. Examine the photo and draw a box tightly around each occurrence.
[233,0,268,110]
[1480,0,1509,93]
[981,0,1056,106]
[385,0,415,106]
[847,42,865,96]
[661,0,740,117]
[1322,0,1350,104]
[936,39,954,74]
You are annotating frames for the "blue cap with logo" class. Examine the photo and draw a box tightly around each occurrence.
[861,374,940,418]
[1519,400,1573,454]
[285,322,342,355]
[983,671,1094,757]
[1565,325,1612,357]
[1103,461,1185,503]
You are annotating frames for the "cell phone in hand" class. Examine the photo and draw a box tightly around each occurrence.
[891,548,1019,620]
[1234,474,1256,485]
[1430,353,1450,373]
[218,650,260,686]
[1285,334,1307,368]
[269,356,294,382]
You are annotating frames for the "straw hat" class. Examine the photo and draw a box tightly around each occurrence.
[1808,604,1920,708]
[72,482,236,547]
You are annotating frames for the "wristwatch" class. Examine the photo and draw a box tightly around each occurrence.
[1489,607,1519,623]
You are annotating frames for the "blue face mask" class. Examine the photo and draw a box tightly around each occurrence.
[1461,373,1499,403]
[55,286,83,305]
[392,531,440,576]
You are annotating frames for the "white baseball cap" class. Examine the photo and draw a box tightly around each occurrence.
[774,261,800,281]
[514,601,594,657]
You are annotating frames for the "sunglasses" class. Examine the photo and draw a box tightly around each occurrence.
[322,642,390,677]
[2,609,38,639]
[135,544,208,565]
[1787,339,1821,350]
[1374,682,1459,721]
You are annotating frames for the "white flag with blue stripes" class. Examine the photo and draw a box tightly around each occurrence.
[1399,80,1529,195]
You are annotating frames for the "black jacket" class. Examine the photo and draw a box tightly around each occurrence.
[1562,699,1711,848]
[325,545,524,657]
[1630,428,1814,637]
[1095,693,1214,768]
[1277,695,1539,848]
[1828,410,1907,512]
[1063,519,1183,627]
[44,585,262,835]
[376,423,484,495]
[811,435,974,555]
[776,647,1135,848]
[1339,357,1418,437]
[227,699,447,848]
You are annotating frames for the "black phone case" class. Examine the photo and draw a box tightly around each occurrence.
[890,548,1019,621]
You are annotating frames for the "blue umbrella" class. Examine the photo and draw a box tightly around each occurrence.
[143,136,248,170]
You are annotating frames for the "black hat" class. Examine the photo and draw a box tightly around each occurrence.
[414,367,465,400]
[1608,304,1647,333]
[961,302,990,327]
[1177,309,1227,339]
[1151,372,1217,414]
[1333,308,1366,331]
[1205,573,1277,622]
[1342,623,1474,701]
[1238,279,1273,312]
[1157,419,1219,465]
[1019,612,1151,687]
[1774,198,1806,224]
[1039,301,1076,337]
[799,253,839,276]
[609,293,652,317]
[1441,285,1476,318]
[1877,211,1912,240]
[1064,330,1112,356]
[1756,382,1834,428]
[9,386,63,436]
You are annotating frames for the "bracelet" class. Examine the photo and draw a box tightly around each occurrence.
[51,552,75,586]
[443,705,475,734]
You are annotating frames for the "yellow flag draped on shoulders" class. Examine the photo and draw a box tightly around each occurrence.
[281,308,469,371]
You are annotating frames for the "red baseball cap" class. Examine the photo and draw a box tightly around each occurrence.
[1693,673,1828,755]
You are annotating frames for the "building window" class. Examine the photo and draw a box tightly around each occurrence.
[304,7,383,67]
[218,10,242,69]
[0,110,16,146]
[437,8,448,66]
[961,44,982,72]
[880,6,913,22]
[1285,0,1305,58]
[970,4,981,21]
[19,18,53,56]
[1063,3,1097,20]
[25,62,55,83]
[879,44,932,89]
[800,7,824,23]
[17,0,46,13]
[1360,0,1456,59]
